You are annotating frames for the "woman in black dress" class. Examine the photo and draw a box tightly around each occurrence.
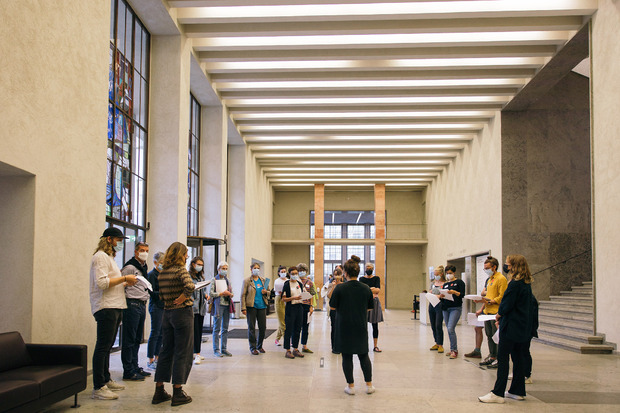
[359,263,384,352]
[330,255,375,395]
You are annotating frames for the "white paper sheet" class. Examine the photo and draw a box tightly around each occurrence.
[464,294,484,301]
[425,293,440,307]
[216,279,228,294]
[136,275,152,291]
[300,291,313,300]
[467,312,485,327]
[195,280,211,290]
[492,329,500,344]
[439,289,454,301]
[478,314,497,322]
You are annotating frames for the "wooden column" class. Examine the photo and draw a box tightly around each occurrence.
[374,184,386,308]
[314,184,325,309]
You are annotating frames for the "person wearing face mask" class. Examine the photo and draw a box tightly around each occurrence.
[152,242,196,406]
[297,262,316,353]
[327,268,344,353]
[440,265,466,359]
[189,257,207,364]
[147,251,165,370]
[121,242,152,381]
[210,261,234,357]
[90,227,138,400]
[428,265,446,354]
[281,266,306,358]
[273,265,288,346]
[478,256,507,369]
[241,262,271,355]
[359,263,384,352]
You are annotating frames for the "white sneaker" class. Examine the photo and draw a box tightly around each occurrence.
[198,354,205,360]
[366,386,375,394]
[478,392,505,404]
[525,376,533,384]
[505,392,525,401]
[104,380,125,391]
[92,385,118,400]
[344,386,356,395]
[194,356,201,365]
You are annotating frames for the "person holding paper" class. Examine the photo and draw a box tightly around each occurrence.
[330,255,375,396]
[121,241,151,381]
[359,263,384,352]
[298,263,316,354]
[327,268,344,353]
[441,265,465,359]
[428,266,446,354]
[464,277,489,359]
[273,265,289,346]
[281,266,306,358]
[478,256,508,369]
[189,257,207,364]
[241,262,271,355]
[479,255,534,404]
[210,261,234,357]
[147,251,165,370]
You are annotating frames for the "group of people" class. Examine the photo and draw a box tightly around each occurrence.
[426,254,539,403]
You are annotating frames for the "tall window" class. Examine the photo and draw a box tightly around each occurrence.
[107,0,150,261]
[188,94,201,236]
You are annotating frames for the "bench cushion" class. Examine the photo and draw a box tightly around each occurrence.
[0,332,31,372]
[0,365,84,396]
[0,380,39,411]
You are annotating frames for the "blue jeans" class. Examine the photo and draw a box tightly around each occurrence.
[147,306,164,359]
[442,307,462,352]
[212,305,230,352]
[121,299,146,376]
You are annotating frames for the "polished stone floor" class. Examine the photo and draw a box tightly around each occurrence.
[42,310,620,412]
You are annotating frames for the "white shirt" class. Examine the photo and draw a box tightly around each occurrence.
[90,250,127,314]
[274,277,286,296]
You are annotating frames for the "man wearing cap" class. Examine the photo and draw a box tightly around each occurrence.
[90,227,138,400]
[121,242,151,381]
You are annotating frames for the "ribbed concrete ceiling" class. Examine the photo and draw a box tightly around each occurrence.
[168,0,596,189]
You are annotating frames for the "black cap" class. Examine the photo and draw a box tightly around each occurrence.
[101,227,128,239]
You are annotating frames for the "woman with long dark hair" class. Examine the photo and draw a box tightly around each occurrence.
[359,263,384,352]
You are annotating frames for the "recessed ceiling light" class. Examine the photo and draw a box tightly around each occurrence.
[244,134,478,142]
[218,79,527,90]
[226,96,510,105]
[233,111,496,120]
[241,123,483,131]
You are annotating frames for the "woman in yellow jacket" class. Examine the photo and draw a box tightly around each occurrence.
[241,262,271,355]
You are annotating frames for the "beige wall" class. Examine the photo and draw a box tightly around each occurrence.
[386,245,424,309]
[0,1,110,350]
[591,1,620,345]
[426,115,503,270]
[325,189,375,210]
[273,245,311,277]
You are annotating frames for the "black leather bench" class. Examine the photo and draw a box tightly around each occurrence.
[0,331,87,413]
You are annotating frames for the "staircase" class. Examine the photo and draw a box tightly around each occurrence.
[535,281,615,354]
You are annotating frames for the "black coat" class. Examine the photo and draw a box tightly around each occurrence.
[330,280,374,354]
[497,279,534,343]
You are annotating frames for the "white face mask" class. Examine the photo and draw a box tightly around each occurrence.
[279,272,287,278]
[252,268,260,276]
[291,275,300,281]
[113,242,123,252]
[434,275,442,281]
[299,271,307,278]
[483,268,493,276]
[447,273,455,281]
[195,265,203,273]
[138,252,148,262]
[219,269,228,276]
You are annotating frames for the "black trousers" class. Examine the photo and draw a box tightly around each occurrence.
[92,308,122,389]
[428,304,444,345]
[492,337,528,397]
[284,304,303,350]
[484,319,498,358]
[370,322,379,339]
[329,309,337,351]
[301,304,311,345]
[342,353,372,384]
[193,314,205,354]
[245,307,267,351]
[155,306,194,385]
[524,339,533,378]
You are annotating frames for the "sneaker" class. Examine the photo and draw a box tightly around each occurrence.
[92,385,118,400]
[258,348,266,353]
[525,376,533,384]
[366,385,376,394]
[171,388,192,406]
[449,351,458,359]
[152,386,172,404]
[138,368,151,376]
[505,392,525,401]
[465,350,482,358]
[251,349,260,355]
[122,373,145,381]
[437,345,444,353]
[104,380,125,391]
[487,359,499,369]
[479,392,505,404]
[194,356,201,365]
[344,386,356,395]
[429,344,439,351]
[292,349,305,358]
[275,339,281,346]
[214,351,223,357]
[302,347,313,353]
[285,350,295,359]
[198,355,205,360]
[221,350,233,357]
[147,360,157,370]
[479,356,496,366]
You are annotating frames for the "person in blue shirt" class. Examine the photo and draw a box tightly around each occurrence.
[241,262,271,355]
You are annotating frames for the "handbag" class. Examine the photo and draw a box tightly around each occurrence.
[229,300,235,314]
[207,297,213,314]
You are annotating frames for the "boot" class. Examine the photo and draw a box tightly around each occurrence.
[151,385,171,404]
[171,386,192,406]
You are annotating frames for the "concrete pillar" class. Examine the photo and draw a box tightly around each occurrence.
[227,145,246,298]
[375,184,386,307]
[314,184,325,308]
[147,35,192,254]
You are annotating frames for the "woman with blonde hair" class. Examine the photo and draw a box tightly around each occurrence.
[428,265,446,353]
[479,254,535,404]
[152,242,195,407]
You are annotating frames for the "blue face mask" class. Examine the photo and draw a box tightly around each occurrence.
[220,269,228,276]
[291,275,300,281]
[157,264,163,271]
[252,268,260,276]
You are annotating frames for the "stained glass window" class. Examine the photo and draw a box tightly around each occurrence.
[107,0,149,240]
[188,94,201,236]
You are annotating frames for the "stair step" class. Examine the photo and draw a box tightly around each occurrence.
[537,325,592,342]
[582,281,593,286]
[550,295,592,302]
[581,344,614,354]
[571,286,593,292]
[559,290,592,296]
[538,308,593,321]
[539,304,593,314]
[588,336,604,345]
[538,317,592,333]
[546,299,593,307]
[534,334,584,353]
